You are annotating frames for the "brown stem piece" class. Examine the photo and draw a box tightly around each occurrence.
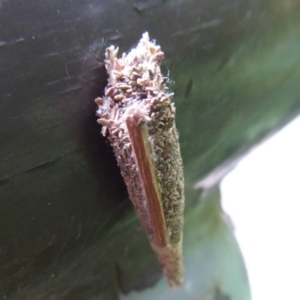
[125,107,168,248]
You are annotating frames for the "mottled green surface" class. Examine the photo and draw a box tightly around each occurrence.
[173,7,300,182]
[121,188,250,300]
[1,0,300,299]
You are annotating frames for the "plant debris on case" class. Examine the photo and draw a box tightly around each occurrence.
[95,32,184,286]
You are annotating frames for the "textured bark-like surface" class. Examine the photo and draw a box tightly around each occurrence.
[1,0,300,299]
[96,33,184,286]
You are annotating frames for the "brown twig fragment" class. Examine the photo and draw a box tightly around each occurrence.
[125,107,168,248]
[95,32,184,286]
